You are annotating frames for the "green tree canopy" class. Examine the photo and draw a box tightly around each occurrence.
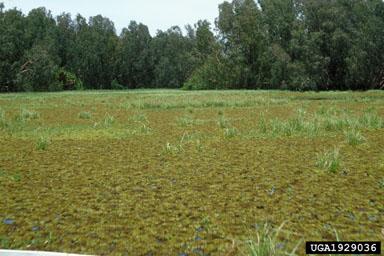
[0,0,383,92]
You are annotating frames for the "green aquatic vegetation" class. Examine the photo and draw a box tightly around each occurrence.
[164,133,194,154]
[17,108,40,122]
[137,123,151,135]
[322,115,349,132]
[305,119,321,137]
[286,114,305,133]
[10,173,21,182]
[327,229,343,256]
[178,132,204,151]
[195,139,204,152]
[186,107,194,114]
[181,131,202,143]
[257,109,317,137]
[344,129,366,146]
[316,148,342,173]
[0,109,8,129]
[0,170,21,182]
[130,114,152,135]
[269,118,285,137]
[250,106,382,139]
[165,142,184,154]
[132,113,148,123]
[244,223,301,256]
[0,236,11,249]
[103,113,115,127]
[224,127,238,138]
[36,136,50,151]
[78,111,92,120]
[379,178,384,189]
[177,116,196,127]
[316,105,342,117]
[316,105,328,116]
[257,113,268,134]
[217,115,230,129]
[359,111,383,129]
[0,90,383,255]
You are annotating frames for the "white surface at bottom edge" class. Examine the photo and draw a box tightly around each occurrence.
[0,250,94,256]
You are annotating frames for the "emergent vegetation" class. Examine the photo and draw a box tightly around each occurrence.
[0,90,383,255]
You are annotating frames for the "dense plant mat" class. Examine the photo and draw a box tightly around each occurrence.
[0,90,383,255]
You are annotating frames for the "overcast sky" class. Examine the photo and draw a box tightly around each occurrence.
[3,0,224,35]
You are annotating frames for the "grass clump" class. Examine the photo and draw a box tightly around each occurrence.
[165,142,184,154]
[164,133,189,154]
[36,136,50,151]
[132,113,148,123]
[379,178,384,189]
[17,108,40,122]
[257,113,268,134]
[0,109,8,129]
[78,111,92,120]
[0,236,11,249]
[316,148,342,173]
[217,115,230,129]
[253,106,382,138]
[244,223,301,256]
[177,116,196,127]
[224,127,238,138]
[138,123,151,134]
[0,169,22,182]
[359,111,383,129]
[103,114,115,127]
[258,109,319,138]
[344,129,366,146]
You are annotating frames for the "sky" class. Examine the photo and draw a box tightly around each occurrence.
[3,0,224,35]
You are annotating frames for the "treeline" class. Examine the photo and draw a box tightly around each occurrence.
[1,0,384,92]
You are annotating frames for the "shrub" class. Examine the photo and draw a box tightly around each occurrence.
[111,79,125,90]
[55,69,83,91]
[16,44,58,92]
[183,56,239,90]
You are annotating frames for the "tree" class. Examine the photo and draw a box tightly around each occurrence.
[216,0,270,88]
[151,27,196,88]
[25,7,58,53]
[195,20,216,62]
[16,43,58,91]
[116,21,153,88]
[56,13,75,68]
[345,0,384,90]
[69,15,118,89]
[1,0,383,92]
[0,7,27,91]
